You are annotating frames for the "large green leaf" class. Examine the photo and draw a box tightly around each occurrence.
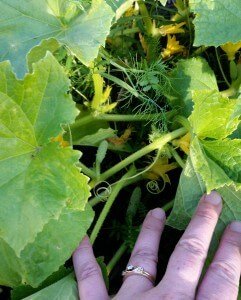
[167,58,218,116]
[190,0,241,46]
[167,157,205,229]
[189,90,239,139]
[0,53,92,287]
[0,0,114,77]
[188,90,241,192]
[23,273,79,300]
[168,159,241,261]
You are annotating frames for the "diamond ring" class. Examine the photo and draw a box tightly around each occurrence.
[122,265,155,284]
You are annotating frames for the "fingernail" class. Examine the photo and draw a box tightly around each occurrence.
[204,191,222,206]
[230,221,241,233]
[151,208,165,220]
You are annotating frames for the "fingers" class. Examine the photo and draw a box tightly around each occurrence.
[118,208,166,297]
[73,236,109,300]
[197,221,241,300]
[157,191,222,298]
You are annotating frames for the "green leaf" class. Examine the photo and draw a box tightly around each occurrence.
[21,205,94,287]
[27,39,61,73]
[189,90,240,139]
[190,137,241,192]
[167,157,205,230]
[0,53,92,287]
[22,273,78,300]
[167,58,218,116]
[190,0,241,46]
[187,90,241,193]
[11,266,72,300]
[75,128,116,146]
[0,0,114,77]
[168,159,241,266]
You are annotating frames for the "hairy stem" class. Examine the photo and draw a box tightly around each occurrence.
[78,162,96,178]
[168,145,185,168]
[70,111,176,132]
[90,127,187,188]
[90,167,136,244]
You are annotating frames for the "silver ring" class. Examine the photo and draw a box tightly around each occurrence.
[122,265,155,284]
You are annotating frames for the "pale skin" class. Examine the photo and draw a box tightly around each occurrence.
[73,191,241,299]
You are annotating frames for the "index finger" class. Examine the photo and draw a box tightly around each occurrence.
[73,236,109,300]
[157,191,222,298]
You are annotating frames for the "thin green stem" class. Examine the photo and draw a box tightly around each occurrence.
[107,243,127,274]
[90,167,136,244]
[174,116,191,131]
[69,112,175,133]
[168,145,185,168]
[215,48,231,88]
[77,162,96,179]
[162,199,175,212]
[95,112,176,122]
[90,127,187,188]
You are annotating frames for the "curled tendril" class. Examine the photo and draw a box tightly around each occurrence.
[93,181,112,200]
[146,180,164,194]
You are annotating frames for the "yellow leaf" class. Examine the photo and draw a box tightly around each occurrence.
[221,41,241,61]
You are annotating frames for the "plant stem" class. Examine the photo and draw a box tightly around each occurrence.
[168,145,185,168]
[162,199,175,212]
[215,48,231,88]
[78,162,96,178]
[107,242,127,274]
[90,127,187,188]
[70,111,176,131]
[90,167,136,244]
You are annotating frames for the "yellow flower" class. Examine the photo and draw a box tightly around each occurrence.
[221,41,241,61]
[172,132,191,154]
[158,22,185,36]
[51,134,69,147]
[90,74,117,114]
[145,157,178,183]
[161,35,185,59]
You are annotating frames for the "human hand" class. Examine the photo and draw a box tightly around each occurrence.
[73,191,241,299]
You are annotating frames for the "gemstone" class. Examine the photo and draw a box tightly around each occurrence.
[135,267,144,272]
[127,265,134,271]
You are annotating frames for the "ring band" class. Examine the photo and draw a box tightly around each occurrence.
[122,265,155,284]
